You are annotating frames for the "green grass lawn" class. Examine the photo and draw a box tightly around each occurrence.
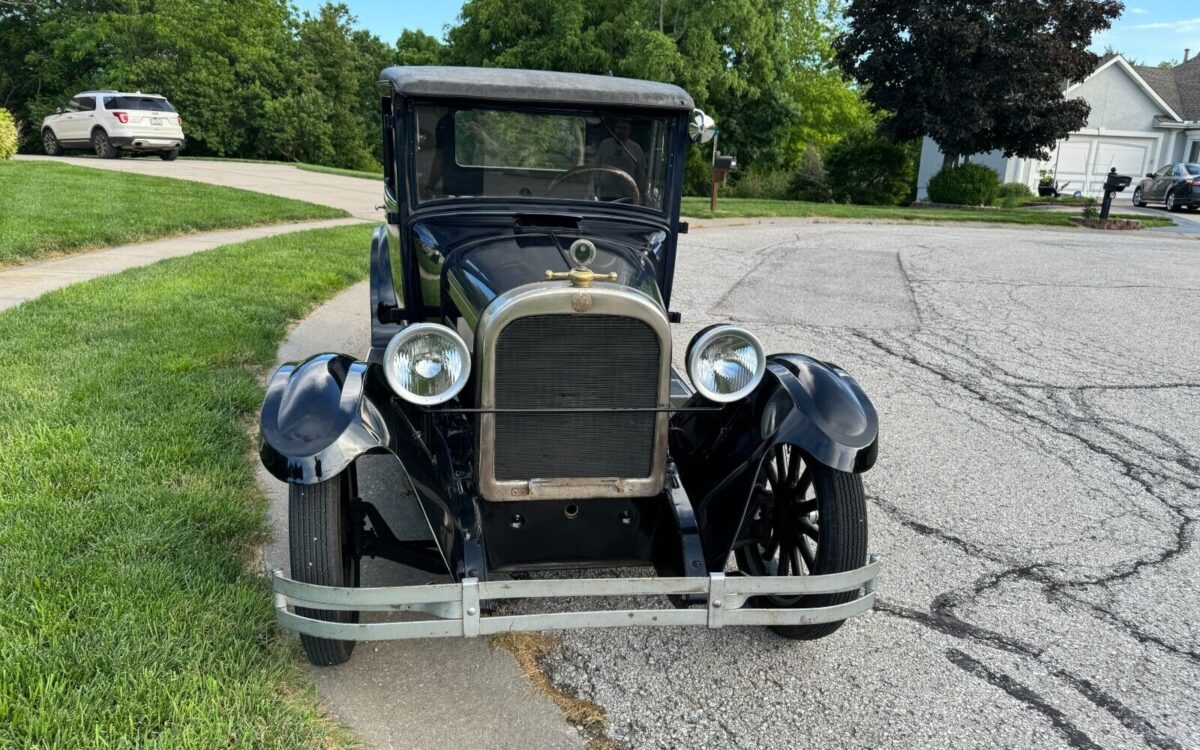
[682,197,1175,228]
[0,161,348,267]
[0,225,371,748]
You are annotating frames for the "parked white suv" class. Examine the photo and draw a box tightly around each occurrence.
[42,91,185,160]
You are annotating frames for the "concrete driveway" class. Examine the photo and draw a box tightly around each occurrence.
[270,220,1198,750]
[17,154,382,220]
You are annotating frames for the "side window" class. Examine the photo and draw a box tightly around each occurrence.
[63,99,80,113]
[74,96,96,112]
[1157,165,1173,178]
[1172,164,1184,177]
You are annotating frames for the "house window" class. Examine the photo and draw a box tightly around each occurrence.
[1190,140,1200,163]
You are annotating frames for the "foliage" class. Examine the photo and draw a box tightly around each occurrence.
[0,0,870,173]
[926,162,1001,206]
[0,224,369,749]
[725,166,795,200]
[824,128,917,206]
[0,161,345,266]
[789,146,832,202]
[998,182,1033,199]
[0,107,16,159]
[836,0,1122,166]
[445,0,871,169]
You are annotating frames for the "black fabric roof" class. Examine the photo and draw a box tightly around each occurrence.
[379,66,694,111]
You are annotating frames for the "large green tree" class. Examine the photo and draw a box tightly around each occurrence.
[836,0,1123,167]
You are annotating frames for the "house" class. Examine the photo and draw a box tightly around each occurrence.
[916,53,1200,199]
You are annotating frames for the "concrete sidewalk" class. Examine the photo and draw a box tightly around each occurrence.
[17,154,384,221]
[0,218,365,312]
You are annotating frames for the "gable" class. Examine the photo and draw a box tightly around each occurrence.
[1066,56,1183,125]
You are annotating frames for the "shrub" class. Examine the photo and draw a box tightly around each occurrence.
[824,128,917,206]
[726,166,793,200]
[0,108,18,160]
[789,146,832,202]
[927,162,1001,206]
[998,182,1033,199]
[683,148,712,197]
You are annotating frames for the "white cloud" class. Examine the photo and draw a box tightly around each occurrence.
[1133,17,1200,32]
[1128,7,1149,14]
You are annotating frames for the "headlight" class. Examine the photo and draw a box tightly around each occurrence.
[685,325,765,403]
[383,323,471,405]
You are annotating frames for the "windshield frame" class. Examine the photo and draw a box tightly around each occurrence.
[404,97,680,218]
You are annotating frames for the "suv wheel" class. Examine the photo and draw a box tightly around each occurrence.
[42,128,64,156]
[159,147,180,161]
[92,129,119,159]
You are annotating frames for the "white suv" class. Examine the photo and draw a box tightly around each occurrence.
[42,91,186,160]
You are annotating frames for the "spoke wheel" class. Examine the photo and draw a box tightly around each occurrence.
[734,444,868,640]
[92,130,118,159]
[1131,188,1145,208]
[289,470,360,666]
[42,129,62,156]
[1166,191,1178,212]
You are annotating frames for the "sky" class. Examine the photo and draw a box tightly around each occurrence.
[294,1,1198,68]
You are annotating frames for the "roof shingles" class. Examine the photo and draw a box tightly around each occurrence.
[1133,56,1200,121]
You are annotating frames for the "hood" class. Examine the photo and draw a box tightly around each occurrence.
[410,216,668,328]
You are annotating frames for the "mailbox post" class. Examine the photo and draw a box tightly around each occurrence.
[711,152,737,212]
[1100,167,1132,220]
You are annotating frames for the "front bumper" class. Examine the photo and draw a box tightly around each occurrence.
[272,555,880,640]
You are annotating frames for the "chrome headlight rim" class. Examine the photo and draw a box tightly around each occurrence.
[686,324,766,403]
[382,322,471,406]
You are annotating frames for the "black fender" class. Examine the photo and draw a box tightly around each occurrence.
[259,354,474,572]
[669,353,878,570]
[369,226,403,356]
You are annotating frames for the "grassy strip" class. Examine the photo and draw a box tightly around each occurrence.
[296,163,383,181]
[0,161,347,266]
[682,197,1174,228]
[0,225,371,748]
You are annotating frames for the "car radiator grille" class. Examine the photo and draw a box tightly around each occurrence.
[493,314,660,481]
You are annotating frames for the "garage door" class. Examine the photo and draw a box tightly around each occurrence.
[1049,135,1158,196]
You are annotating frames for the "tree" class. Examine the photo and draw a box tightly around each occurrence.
[396,29,446,66]
[836,0,1123,168]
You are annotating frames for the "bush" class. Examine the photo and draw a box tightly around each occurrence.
[927,162,1001,206]
[683,148,712,197]
[998,182,1033,199]
[824,128,917,206]
[726,166,793,200]
[0,108,18,160]
[789,146,832,202]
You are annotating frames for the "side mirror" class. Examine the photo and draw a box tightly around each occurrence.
[689,109,716,144]
[55,107,64,114]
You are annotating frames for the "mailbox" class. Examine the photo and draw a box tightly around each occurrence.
[713,154,737,173]
[1099,168,1132,220]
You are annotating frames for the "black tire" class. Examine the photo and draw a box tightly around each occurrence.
[160,147,179,161]
[92,129,119,159]
[42,128,63,156]
[289,472,359,666]
[1165,190,1179,212]
[1131,187,1145,208]
[735,444,868,640]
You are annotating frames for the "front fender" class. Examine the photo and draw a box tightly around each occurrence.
[259,353,399,484]
[670,353,878,569]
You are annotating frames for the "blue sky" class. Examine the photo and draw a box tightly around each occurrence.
[296,1,1198,67]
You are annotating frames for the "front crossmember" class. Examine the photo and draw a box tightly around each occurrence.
[272,555,880,640]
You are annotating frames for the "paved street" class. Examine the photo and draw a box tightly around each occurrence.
[269,219,1198,749]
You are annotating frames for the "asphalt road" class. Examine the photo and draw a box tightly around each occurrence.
[268,218,1198,750]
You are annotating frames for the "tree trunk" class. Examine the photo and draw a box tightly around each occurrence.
[942,151,957,170]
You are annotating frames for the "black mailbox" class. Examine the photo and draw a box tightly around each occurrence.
[713,154,737,172]
[1099,168,1133,220]
[1104,171,1131,192]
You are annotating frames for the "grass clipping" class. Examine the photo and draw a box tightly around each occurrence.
[491,632,621,750]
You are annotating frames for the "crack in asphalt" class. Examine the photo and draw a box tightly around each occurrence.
[853,326,1194,749]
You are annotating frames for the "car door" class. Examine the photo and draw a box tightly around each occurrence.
[69,96,97,142]
[1149,165,1174,201]
[49,98,81,140]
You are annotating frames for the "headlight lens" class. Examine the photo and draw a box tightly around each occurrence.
[383,323,471,405]
[686,325,766,403]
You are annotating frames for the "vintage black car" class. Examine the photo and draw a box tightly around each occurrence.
[261,67,880,666]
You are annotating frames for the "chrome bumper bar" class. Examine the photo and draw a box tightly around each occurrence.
[272,555,879,640]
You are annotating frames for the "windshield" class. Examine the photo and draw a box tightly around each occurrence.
[414,104,670,210]
[1185,164,1200,177]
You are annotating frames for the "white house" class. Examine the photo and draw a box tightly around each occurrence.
[916,53,1200,199]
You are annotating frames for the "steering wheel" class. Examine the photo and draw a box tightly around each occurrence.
[546,164,641,203]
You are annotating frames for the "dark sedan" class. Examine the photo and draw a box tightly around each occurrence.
[1132,162,1200,212]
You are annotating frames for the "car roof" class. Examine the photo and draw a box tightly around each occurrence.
[76,91,167,99]
[379,66,694,111]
